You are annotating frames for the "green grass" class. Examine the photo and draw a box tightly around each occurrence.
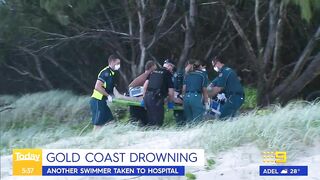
[1,91,319,162]
[164,110,176,126]
[205,159,216,170]
[185,172,197,180]
[242,86,257,110]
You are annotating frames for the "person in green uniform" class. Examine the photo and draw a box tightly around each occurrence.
[210,56,244,119]
[90,55,121,131]
[182,60,209,123]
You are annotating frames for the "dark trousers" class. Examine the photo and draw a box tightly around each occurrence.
[174,110,185,126]
[220,95,244,119]
[129,106,148,126]
[89,98,113,125]
[144,91,164,126]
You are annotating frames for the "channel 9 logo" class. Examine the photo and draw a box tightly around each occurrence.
[262,151,287,163]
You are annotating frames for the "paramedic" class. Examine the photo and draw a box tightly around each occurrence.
[90,55,121,131]
[210,56,244,119]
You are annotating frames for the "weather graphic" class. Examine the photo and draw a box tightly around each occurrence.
[0,0,319,180]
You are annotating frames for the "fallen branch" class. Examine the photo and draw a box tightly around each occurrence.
[0,106,15,113]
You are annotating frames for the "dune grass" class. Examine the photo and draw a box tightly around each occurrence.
[241,86,257,109]
[0,91,91,154]
[0,91,319,161]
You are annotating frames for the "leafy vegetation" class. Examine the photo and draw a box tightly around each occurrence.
[185,172,197,180]
[242,87,257,110]
[205,159,216,170]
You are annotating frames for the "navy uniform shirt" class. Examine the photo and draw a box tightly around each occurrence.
[215,65,243,97]
[98,67,115,94]
[173,70,184,93]
[147,68,174,97]
[184,70,208,93]
[92,66,115,100]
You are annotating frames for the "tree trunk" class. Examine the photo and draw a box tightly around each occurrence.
[271,24,320,99]
[123,0,138,78]
[221,0,269,106]
[222,1,258,68]
[274,52,320,104]
[177,0,197,69]
[18,47,53,89]
[137,0,147,74]
[44,56,91,93]
[258,0,285,106]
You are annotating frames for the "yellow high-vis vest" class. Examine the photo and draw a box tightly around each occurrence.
[91,66,115,100]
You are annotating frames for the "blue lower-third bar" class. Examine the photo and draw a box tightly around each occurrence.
[42,166,185,176]
[260,166,308,176]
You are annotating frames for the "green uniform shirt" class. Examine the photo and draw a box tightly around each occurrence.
[211,77,218,86]
[215,65,243,97]
[184,70,208,92]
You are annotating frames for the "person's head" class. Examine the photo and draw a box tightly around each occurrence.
[163,59,175,73]
[192,60,202,71]
[200,61,207,71]
[185,60,193,73]
[145,60,157,72]
[211,56,224,72]
[108,55,121,71]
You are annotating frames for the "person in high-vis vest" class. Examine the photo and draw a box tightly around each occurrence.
[90,55,121,131]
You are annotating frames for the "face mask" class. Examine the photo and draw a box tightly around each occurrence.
[201,68,206,72]
[214,66,219,72]
[114,64,121,71]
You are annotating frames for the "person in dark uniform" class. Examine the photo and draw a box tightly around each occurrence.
[210,56,244,119]
[182,60,209,123]
[90,55,121,131]
[128,60,157,126]
[142,59,175,126]
[128,60,157,88]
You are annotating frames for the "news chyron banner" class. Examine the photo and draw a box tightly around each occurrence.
[13,149,204,176]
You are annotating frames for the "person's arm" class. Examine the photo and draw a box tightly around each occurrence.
[94,80,109,97]
[209,70,227,97]
[128,72,149,88]
[182,85,186,95]
[202,87,208,103]
[142,80,149,97]
[182,74,188,95]
[209,86,223,97]
[185,64,193,73]
[202,73,209,102]
[168,88,174,102]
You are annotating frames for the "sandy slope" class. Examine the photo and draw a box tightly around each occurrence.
[194,144,320,180]
[2,143,319,180]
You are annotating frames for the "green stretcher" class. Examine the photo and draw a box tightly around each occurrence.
[112,98,183,110]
